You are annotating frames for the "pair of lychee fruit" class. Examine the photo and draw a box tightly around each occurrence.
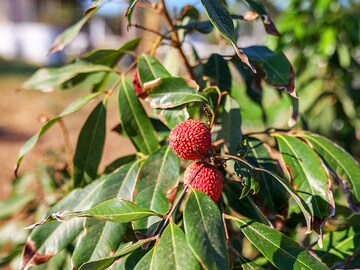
[169,119,224,202]
[132,69,224,201]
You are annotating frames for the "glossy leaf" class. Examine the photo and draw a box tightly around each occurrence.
[20,61,114,92]
[73,100,107,188]
[241,46,296,97]
[156,107,188,130]
[204,53,232,90]
[72,161,142,269]
[103,154,137,174]
[21,162,143,269]
[118,79,159,154]
[133,247,156,270]
[297,133,360,213]
[153,221,200,270]
[78,238,156,270]
[82,38,141,66]
[246,137,288,213]
[48,8,99,55]
[148,77,209,109]
[20,180,102,270]
[0,193,35,219]
[125,0,138,24]
[16,92,103,173]
[227,216,328,270]
[274,134,334,234]
[184,190,230,270]
[313,226,360,267]
[242,0,281,36]
[27,199,160,228]
[137,54,171,86]
[201,0,254,72]
[224,181,271,225]
[133,146,180,235]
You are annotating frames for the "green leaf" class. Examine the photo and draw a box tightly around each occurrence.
[21,163,141,269]
[133,146,180,235]
[78,238,156,270]
[73,100,107,188]
[0,244,23,267]
[125,0,138,24]
[224,181,271,225]
[242,0,281,36]
[20,61,114,92]
[204,53,232,90]
[227,216,329,270]
[103,154,137,174]
[0,193,35,219]
[246,137,288,213]
[155,107,188,129]
[148,77,209,109]
[297,133,360,213]
[153,221,200,270]
[16,92,102,174]
[20,180,103,270]
[27,199,160,228]
[72,161,143,269]
[221,96,241,155]
[118,79,159,154]
[201,0,254,72]
[48,7,99,55]
[134,247,156,270]
[312,226,360,267]
[241,46,296,97]
[137,54,171,86]
[184,189,230,270]
[82,38,141,66]
[274,134,335,234]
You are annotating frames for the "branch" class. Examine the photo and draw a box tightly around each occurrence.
[159,0,197,81]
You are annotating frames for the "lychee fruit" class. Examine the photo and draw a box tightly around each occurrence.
[169,119,211,160]
[184,161,224,202]
[133,69,143,95]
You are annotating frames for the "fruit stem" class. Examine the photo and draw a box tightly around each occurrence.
[156,163,204,236]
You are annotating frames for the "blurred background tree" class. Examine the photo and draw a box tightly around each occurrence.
[268,0,360,156]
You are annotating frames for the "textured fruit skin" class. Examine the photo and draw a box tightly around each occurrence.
[133,69,143,94]
[184,161,224,202]
[169,119,211,160]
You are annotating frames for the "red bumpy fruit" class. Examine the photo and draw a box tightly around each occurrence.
[133,69,143,95]
[184,161,224,202]
[169,119,211,160]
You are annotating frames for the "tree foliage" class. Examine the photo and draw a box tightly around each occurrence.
[1,0,360,269]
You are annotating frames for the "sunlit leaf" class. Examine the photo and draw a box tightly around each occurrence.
[133,146,180,235]
[16,92,103,174]
[20,61,114,92]
[184,190,230,270]
[297,133,360,214]
[48,8,99,55]
[148,77,209,109]
[72,161,142,269]
[201,0,255,71]
[153,221,200,270]
[118,79,159,154]
[274,134,334,235]
[227,216,328,270]
[78,238,156,270]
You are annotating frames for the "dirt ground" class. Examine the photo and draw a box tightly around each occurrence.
[0,75,135,200]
